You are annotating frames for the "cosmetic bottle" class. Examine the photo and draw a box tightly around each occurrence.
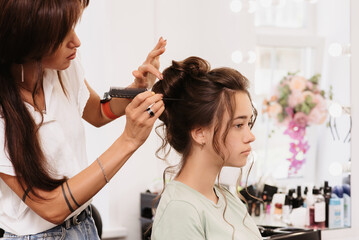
[305,187,313,227]
[262,190,268,213]
[303,186,308,207]
[266,195,272,215]
[286,189,295,207]
[294,186,304,208]
[247,199,254,215]
[343,194,350,227]
[282,195,291,224]
[309,188,325,229]
[342,184,350,227]
[329,198,344,228]
[274,203,283,220]
[323,181,332,228]
[254,200,261,217]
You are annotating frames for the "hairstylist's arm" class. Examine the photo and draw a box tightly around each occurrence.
[82,37,166,127]
[0,91,165,225]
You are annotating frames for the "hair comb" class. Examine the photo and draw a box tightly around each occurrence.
[101,87,183,102]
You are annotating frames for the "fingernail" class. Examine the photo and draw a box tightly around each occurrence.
[159,74,163,80]
[152,91,155,95]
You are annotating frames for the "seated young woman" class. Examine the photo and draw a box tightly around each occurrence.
[151,56,262,240]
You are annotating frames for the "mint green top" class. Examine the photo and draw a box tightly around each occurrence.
[151,181,262,240]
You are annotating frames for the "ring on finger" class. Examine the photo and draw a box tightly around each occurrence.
[146,107,155,117]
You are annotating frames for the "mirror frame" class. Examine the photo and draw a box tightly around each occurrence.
[322,0,358,239]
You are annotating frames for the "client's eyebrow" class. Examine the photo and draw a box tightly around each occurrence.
[233,114,253,120]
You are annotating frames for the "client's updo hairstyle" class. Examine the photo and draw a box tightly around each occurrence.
[152,56,257,162]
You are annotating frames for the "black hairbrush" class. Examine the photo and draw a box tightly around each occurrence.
[101,87,183,102]
[108,87,147,98]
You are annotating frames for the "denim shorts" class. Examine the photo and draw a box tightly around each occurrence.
[2,215,100,240]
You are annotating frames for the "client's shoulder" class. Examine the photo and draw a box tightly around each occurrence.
[161,180,199,202]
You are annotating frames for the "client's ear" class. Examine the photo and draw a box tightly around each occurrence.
[190,127,207,147]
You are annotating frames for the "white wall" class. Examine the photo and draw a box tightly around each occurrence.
[76,1,358,239]
[76,1,161,238]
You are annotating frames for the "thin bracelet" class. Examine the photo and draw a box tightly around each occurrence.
[97,157,109,183]
[65,180,81,208]
[61,184,75,212]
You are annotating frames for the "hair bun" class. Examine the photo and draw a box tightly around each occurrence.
[173,56,210,78]
[153,56,211,99]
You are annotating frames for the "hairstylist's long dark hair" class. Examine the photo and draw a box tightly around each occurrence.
[0,0,89,196]
[152,56,258,238]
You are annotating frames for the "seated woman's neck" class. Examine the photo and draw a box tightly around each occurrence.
[175,148,222,204]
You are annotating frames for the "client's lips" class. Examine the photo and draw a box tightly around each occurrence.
[241,149,252,154]
[67,51,77,60]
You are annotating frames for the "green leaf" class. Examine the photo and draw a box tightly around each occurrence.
[277,113,285,122]
[309,74,321,84]
[321,90,325,98]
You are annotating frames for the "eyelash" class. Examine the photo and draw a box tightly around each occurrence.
[235,122,253,128]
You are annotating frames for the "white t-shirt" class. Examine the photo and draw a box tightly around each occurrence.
[0,56,91,235]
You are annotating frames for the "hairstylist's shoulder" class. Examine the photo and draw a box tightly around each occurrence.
[152,200,205,240]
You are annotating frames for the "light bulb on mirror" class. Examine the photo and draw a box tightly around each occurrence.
[246,51,257,64]
[328,43,351,57]
[259,0,272,8]
[230,0,242,13]
[232,51,257,64]
[248,0,258,13]
[329,162,343,177]
[328,101,343,118]
[272,0,285,8]
[307,0,318,4]
[232,50,243,63]
[328,43,342,57]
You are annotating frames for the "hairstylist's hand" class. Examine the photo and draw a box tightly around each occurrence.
[122,91,165,149]
[132,37,167,89]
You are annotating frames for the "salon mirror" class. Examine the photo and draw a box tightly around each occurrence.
[77,0,351,236]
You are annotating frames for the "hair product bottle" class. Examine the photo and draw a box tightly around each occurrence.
[328,198,344,228]
[294,186,304,208]
[323,181,332,228]
[282,195,292,225]
[309,188,326,229]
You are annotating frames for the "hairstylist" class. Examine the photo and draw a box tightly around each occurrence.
[0,0,165,239]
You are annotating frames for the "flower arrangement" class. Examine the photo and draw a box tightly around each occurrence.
[263,73,328,175]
